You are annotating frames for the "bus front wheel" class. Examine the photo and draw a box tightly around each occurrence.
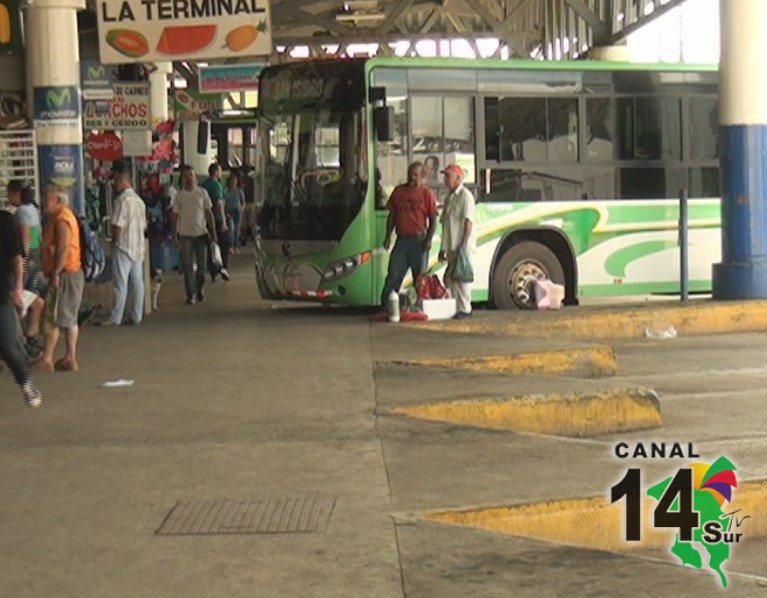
[492,242,565,310]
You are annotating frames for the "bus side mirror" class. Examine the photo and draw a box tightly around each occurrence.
[197,119,210,154]
[374,106,395,142]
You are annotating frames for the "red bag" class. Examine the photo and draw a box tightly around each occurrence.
[429,275,447,299]
[416,274,432,299]
[401,310,428,321]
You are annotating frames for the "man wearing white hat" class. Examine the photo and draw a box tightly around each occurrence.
[438,164,476,318]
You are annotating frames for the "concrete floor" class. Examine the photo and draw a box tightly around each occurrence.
[1,255,766,597]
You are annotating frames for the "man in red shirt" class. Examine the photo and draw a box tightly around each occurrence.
[381,162,438,304]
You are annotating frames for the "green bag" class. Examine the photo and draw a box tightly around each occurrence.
[453,247,474,283]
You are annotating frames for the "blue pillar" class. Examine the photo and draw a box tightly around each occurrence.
[713,0,767,299]
[24,0,86,215]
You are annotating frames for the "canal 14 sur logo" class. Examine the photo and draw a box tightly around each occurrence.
[610,442,750,588]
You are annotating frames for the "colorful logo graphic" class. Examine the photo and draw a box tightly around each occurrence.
[648,457,742,588]
[612,449,749,588]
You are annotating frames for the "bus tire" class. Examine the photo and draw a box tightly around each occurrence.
[492,242,565,310]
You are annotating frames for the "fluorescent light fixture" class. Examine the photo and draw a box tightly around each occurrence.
[335,12,385,21]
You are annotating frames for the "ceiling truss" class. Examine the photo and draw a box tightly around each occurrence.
[78,0,693,94]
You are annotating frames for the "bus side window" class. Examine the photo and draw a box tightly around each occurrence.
[689,97,718,160]
[586,98,614,162]
[375,97,408,208]
[617,97,681,161]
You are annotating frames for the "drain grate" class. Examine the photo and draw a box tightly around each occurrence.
[156,497,336,536]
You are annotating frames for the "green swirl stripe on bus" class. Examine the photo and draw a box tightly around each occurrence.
[603,240,679,278]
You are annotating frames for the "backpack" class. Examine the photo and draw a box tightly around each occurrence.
[77,215,106,282]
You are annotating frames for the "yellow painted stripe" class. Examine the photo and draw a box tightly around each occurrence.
[392,346,618,377]
[412,300,767,340]
[391,388,661,437]
[423,480,767,551]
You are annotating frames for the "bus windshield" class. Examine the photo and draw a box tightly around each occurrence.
[257,107,367,241]
[256,60,368,241]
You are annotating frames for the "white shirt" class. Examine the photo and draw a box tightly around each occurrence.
[112,188,147,262]
[440,184,476,254]
[173,187,212,237]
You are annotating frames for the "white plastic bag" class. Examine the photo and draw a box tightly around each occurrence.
[534,279,565,310]
[210,241,223,269]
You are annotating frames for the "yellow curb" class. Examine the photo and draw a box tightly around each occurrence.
[390,346,618,378]
[423,480,767,551]
[411,300,767,340]
[390,388,661,437]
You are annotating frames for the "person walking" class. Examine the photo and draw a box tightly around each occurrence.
[200,162,230,281]
[0,208,42,407]
[224,173,245,253]
[102,166,147,326]
[7,180,45,357]
[37,186,85,373]
[171,165,218,305]
[438,164,476,318]
[381,162,438,304]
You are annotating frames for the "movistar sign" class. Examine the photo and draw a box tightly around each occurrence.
[33,85,80,121]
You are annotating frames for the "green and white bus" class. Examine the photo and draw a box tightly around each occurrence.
[254,57,719,309]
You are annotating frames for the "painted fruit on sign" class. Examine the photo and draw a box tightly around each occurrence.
[106,29,149,58]
[225,21,268,52]
[156,25,217,55]
[0,3,11,44]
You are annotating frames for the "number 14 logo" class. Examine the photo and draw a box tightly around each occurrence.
[611,468,699,541]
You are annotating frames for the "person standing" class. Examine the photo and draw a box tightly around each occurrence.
[102,166,147,326]
[438,164,476,318]
[0,208,42,407]
[171,165,218,305]
[37,186,85,373]
[200,162,230,281]
[381,162,438,304]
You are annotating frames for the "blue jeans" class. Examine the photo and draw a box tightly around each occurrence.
[0,304,30,390]
[381,236,427,304]
[109,248,145,324]
[228,208,242,247]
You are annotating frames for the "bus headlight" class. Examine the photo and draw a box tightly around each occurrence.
[322,251,372,282]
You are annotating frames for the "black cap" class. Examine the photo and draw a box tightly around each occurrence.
[7,179,29,194]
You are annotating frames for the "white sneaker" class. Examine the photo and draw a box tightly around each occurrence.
[220,268,230,281]
[21,384,42,409]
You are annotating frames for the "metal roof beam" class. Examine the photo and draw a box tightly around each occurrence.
[562,0,602,29]
[610,0,688,42]
[459,0,500,28]
[271,5,352,37]
[376,0,417,35]
[275,30,503,46]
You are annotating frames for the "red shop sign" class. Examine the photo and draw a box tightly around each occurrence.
[87,132,123,161]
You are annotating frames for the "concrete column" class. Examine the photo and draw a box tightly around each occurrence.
[24,0,86,214]
[149,62,172,125]
[713,0,767,299]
